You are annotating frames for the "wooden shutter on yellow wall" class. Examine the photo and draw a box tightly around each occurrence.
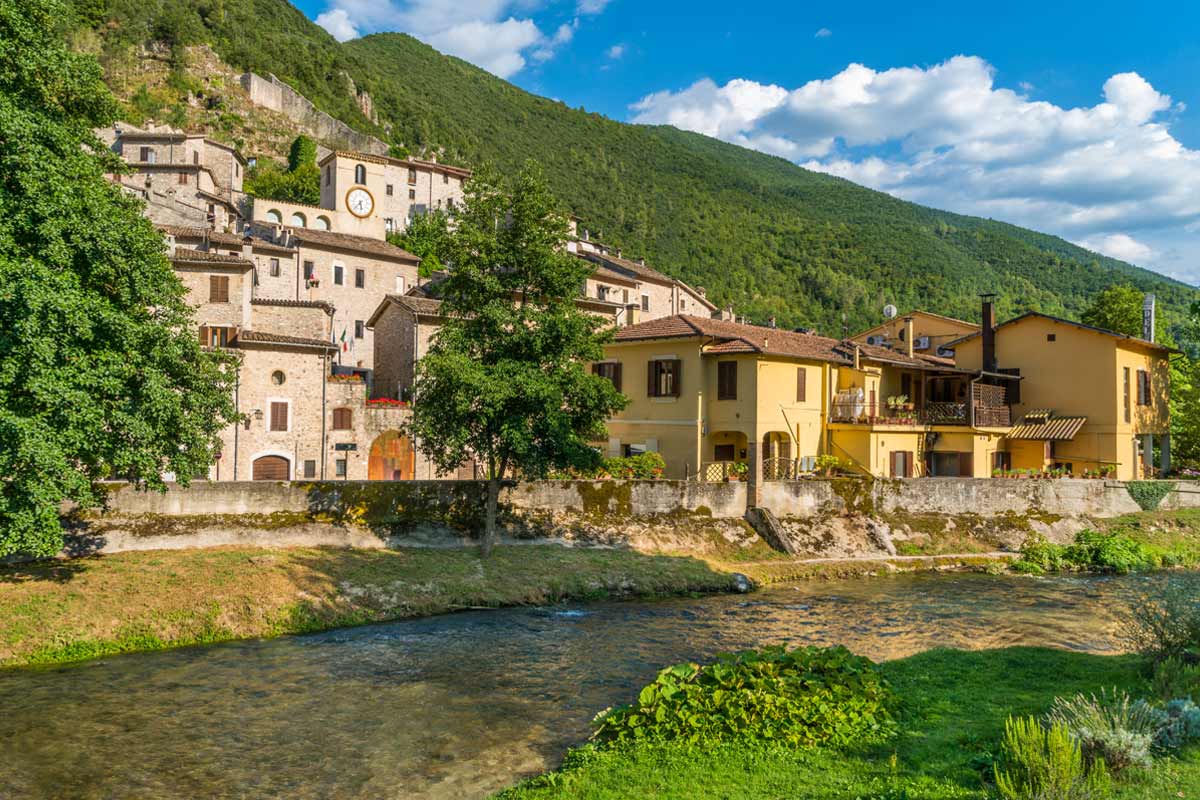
[796,367,807,402]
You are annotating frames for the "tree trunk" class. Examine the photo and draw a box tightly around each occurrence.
[482,477,499,556]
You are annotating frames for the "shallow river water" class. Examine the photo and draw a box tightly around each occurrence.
[0,571,1189,799]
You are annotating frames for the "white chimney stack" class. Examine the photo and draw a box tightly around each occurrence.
[1143,293,1156,341]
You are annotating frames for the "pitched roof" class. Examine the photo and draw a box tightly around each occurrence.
[851,309,980,340]
[366,294,445,327]
[251,298,334,315]
[589,262,640,287]
[286,227,420,263]
[944,311,1179,354]
[580,250,674,285]
[170,248,252,268]
[613,315,853,364]
[236,330,337,351]
[159,225,296,255]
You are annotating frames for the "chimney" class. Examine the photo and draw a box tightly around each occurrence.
[626,302,641,326]
[768,315,777,329]
[721,305,735,321]
[903,316,914,358]
[696,286,707,297]
[241,235,253,262]
[1143,293,1156,341]
[853,344,861,370]
[981,294,997,372]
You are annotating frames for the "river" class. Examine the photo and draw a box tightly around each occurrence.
[0,571,1185,799]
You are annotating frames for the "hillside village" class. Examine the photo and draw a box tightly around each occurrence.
[106,124,1175,487]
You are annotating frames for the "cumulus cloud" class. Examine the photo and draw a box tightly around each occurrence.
[814,27,832,38]
[606,44,624,59]
[314,0,607,77]
[631,56,1200,279]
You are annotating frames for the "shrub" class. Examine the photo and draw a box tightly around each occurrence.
[1151,657,1200,702]
[815,454,843,475]
[1014,534,1067,573]
[1046,690,1160,773]
[1116,577,1200,664]
[1154,698,1200,750]
[1062,531,1156,574]
[994,716,1111,800]
[1126,480,1173,511]
[601,452,666,479]
[591,645,896,748]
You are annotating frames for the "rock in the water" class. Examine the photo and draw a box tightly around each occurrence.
[730,573,754,593]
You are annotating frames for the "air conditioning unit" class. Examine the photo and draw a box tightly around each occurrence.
[914,336,931,350]
[936,346,954,358]
[866,335,885,346]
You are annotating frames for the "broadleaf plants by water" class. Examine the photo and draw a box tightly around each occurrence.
[590,645,896,748]
[1013,531,1160,574]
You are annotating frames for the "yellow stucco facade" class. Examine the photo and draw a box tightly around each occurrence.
[852,310,980,354]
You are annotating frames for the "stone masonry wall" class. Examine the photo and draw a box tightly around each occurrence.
[239,73,388,156]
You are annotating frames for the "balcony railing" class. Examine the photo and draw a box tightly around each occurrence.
[830,391,1010,428]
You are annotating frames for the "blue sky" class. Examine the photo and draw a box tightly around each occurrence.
[296,0,1199,284]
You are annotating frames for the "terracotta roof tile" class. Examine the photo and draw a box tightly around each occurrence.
[159,225,295,255]
[614,315,853,364]
[251,298,334,315]
[581,250,674,284]
[170,247,252,267]
[236,330,337,351]
[945,311,1180,354]
[287,227,420,263]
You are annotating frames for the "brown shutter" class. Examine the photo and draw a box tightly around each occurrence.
[905,452,914,478]
[332,408,352,430]
[648,360,657,397]
[198,325,209,346]
[209,275,229,303]
[270,402,288,431]
[959,452,973,477]
[670,359,682,397]
[613,363,623,393]
[889,452,898,478]
[796,367,807,402]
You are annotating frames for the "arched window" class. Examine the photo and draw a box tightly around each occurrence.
[315,215,331,231]
[354,164,366,184]
[290,212,306,228]
[332,407,353,430]
[265,209,282,224]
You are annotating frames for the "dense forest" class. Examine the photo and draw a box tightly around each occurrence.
[65,0,1197,332]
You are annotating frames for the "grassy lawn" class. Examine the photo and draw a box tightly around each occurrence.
[499,647,1200,799]
[0,545,738,667]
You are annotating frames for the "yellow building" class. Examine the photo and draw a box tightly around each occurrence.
[598,315,1018,481]
[852,310,980,356]
[947,309,1175,479]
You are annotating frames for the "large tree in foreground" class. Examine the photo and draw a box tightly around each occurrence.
[0,0,240,556]
[407,161,628,553]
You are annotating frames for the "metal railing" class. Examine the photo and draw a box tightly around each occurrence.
[698,461,748,482]
[829,398,1007,427]
[762,456,818,480]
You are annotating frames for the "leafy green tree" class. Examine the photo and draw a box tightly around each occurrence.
[389,209,450,279]
[0,0,240,557]
[287,134,317,172]
[1080,284,1154,338]
[246,134,320,205]
[406,161,628,553]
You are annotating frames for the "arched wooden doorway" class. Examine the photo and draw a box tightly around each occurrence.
[368,431,414,480]
[252,455,290,481]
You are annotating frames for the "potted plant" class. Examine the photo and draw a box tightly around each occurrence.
[814,454,842,478]
[729,461,749,482]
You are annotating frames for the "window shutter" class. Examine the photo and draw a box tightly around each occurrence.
[613,363,623,393]
[333,408,352,430]
[905,452,914,478]
[958,452,973,478]
[796,367,807,402]
[648,360,657,397]
[670,360,682,397]
[270,402,287,432]
[198,325,209,346]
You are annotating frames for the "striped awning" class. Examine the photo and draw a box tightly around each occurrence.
[1006,413,1087,441]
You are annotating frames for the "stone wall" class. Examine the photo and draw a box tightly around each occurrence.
[239,73,388,156]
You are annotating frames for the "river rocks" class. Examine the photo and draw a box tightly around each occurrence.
[729,573,754,593]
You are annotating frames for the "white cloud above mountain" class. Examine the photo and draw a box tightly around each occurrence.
[315,0,606,78]
[632,56,1199,279]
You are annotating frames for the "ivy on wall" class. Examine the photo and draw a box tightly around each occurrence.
[1125,481,1174,511]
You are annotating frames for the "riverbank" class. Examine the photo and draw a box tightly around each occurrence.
[498,647,1200,799]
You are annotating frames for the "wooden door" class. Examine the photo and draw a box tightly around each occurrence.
[368,431,414,480]
[252,455,290,481]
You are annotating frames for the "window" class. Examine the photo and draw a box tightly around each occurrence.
[324,166,331,186]
[1124,367,1131,422]
[178,172,189,185]
[354,268,365,289]
[927,451,972,477]
[597,285,610,301]
[335,458,347,477]
[796,367,807,402]
[354,164,366,184]
[1137,369,1152,406]
[592,362,622,391]
[209,275,230,303]
[443,173,449,184]
[266,209,282,224]
[269,401,288,432]
[641,294,650,312]
[385,218,395,233]
[332,407,352,430]
[992,451,1012,472]
[999,367,1021,404]
[408,167,417,185]
[648,359,681,398]
[290,212,306,228]
[303,460,317,479]
[717,361,737,400]
[1047,334,1057,342]
[334,265,344,285]
[386,184,394,196]
[714,444,736,461]
[890,451,914,478]
[303,260,315,280]
[139,146,151,162]
[623,289,629,304]
[315,216,331,231]
[271,370,286,386]
[193,151,199,165]
[395,275,405,294]
[355,320,364,339]
[269,258,280,277]
[408,189,416,201]
[199,326,234,348]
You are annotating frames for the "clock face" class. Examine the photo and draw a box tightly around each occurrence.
[346,187,374,218]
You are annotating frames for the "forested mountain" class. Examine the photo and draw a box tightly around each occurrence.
[66,0,1197,332]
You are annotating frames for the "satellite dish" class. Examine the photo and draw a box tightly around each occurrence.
[883,304,898,320]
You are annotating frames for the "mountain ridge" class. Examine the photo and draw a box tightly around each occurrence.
[68,0,1196,333]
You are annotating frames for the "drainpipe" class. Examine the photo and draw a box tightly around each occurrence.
[232,371,240,480]
[969,376,979,429]
[320,351,328,479]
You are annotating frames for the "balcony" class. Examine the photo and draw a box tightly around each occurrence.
[830,384,1010,428]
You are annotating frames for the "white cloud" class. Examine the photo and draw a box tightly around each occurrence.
[314,0,608,77]
[631,56,1200,280]
[1076,233,1156,264]
[316,8,360,41]
[814,27,832,38]
[606,44,624,59]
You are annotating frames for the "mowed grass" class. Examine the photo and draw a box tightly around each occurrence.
[498,647,1200,800]
[0,545,738,667]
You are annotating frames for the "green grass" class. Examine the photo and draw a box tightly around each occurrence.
[498,648,1200,799]
[0,545,739,667]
